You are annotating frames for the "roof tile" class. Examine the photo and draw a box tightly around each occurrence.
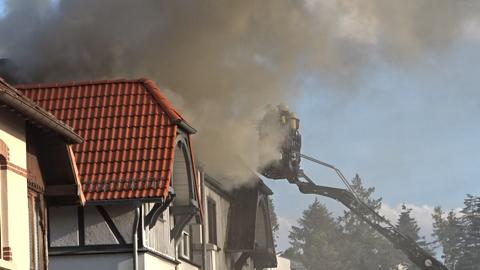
[18,79,193,201]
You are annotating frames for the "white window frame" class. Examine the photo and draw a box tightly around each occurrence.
[179,230,191,259]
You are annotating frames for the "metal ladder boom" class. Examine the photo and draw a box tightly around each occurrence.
[296,154,448,270]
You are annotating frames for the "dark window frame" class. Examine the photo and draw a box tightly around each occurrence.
[207,198,217,245]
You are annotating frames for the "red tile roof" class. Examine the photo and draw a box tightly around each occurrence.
[17,79,195,202]
[0,78,83,143]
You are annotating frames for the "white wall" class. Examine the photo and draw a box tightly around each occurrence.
[144,203,175,257]
[142,253,176,270]
[267,256,291,270]
[50,253,134,270]
[0,111,26,167]
[177,260,199,270]
[6,166,29,270]
[50,251,185,270]
[0,111,29,270]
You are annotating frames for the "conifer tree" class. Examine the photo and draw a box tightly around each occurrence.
[457,195,480,270]
[432,207,463,269]
[288,198,345,270]
[396,205,434,269]
[337,174,402,269]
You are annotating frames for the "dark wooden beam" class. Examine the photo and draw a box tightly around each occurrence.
[78,207,85,246]
[234,252,251,270]
[170,205,198,216]
[45,184,77,196]
[144,192,175,228]
[96,206,127,245]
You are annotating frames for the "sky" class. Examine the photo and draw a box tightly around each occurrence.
[1,0,479,255]
[272,42,480,250]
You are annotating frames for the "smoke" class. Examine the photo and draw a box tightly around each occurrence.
[0,0,477,187]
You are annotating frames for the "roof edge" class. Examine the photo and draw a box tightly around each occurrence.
[177,119,197,134]
[1,80,83,144]
[140,79,197,134]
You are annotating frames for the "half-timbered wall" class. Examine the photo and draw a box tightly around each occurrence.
[49,204,136,249]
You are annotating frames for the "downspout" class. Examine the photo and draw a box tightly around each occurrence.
[133,204,140,270]
[201,171,207,270]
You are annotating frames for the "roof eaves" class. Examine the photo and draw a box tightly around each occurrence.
[205,174,232,199]
[67,145,86,205]
[1,79,83,144]
[257,178,274,195]
[177,119,197,134]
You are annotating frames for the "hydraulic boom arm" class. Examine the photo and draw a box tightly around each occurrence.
[257,105,449,269]
[294,154,448,270]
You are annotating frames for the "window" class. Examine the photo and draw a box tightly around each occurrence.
[179,230,191,259]
[207,199,217,245]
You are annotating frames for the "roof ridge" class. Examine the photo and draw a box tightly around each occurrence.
[17,78,197,134]
[15,78,148,90]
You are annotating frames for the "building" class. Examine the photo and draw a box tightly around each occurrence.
[19,79,200,270]
[200,174,277,270]
[18,78,278,270]
[0,78,83,270]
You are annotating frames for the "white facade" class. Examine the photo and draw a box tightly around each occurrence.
[47,173,279,270]
[0,110,32,270]
[204,183,233,269]
[47,140,203,270]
